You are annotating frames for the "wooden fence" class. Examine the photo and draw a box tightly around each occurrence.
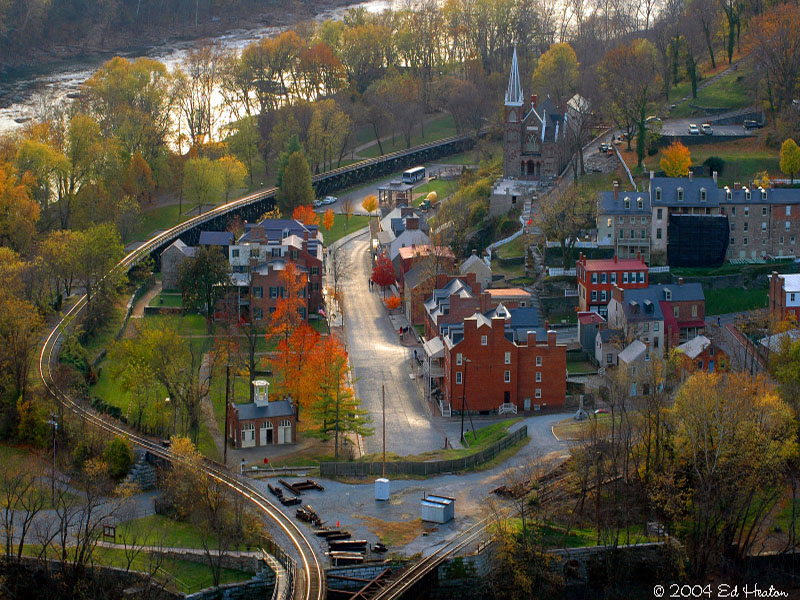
[319,425,527,478]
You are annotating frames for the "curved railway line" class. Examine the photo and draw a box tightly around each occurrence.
[36,132,476,600]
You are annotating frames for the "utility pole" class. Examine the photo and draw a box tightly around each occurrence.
[46,414,58,504]
[382,385,386,478]
[224,364,230,466]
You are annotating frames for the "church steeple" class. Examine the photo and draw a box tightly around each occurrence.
[504,45,524,107]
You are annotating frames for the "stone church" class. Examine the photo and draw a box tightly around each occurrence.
[502,47,569,181]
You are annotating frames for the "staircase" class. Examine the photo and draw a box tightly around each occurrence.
[124,450,158,491]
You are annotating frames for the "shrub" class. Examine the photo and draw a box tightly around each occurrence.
[703,156,725,175]
[73,440,92,471]
[104,436,133,479]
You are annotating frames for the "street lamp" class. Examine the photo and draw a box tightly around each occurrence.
[45,414,58,504]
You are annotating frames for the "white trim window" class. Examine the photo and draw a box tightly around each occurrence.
[456,371,462,384]
[504,370,511,383]
[504,352,511,364]
[535,372,542,382]
[535,388,542,398]
[481,335,488,346]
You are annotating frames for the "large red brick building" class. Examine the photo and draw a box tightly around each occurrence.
[441,305,566,414]
[576,253,648,317]
[769,272,800,322]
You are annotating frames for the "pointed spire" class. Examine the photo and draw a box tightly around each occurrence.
[504,45,524,107]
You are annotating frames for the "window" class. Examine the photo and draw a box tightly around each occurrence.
[536,372,542,382]
[762,206,768,216]
[641,229,647,239]
[619,230,625,239]
[299,307,306,319]
[730,222,735,231]
[762,189,768,200]
[269,306,276,314]
[504,370,511,383]
[674,306,680,318]
[731,237,735,246]
[744,222,749,231]
[657,228,662,239]
[253,307,263,320]
[630,217,636,224]
[692,304,697,317]
[655,188,662,201]
[535,388,542,398]
[657,208,663,219]
[744,237,749,246]
[731,206,736,215]
[536,356,543,367]
[700,188,707,202]
[607,218,612,227]
[232,249,240,258]
[745,189,751,200]
[644,323,649,332]
[762,222,767,232]
[637,198,643,209]
[611,272,617,284]
[677,188,684,201]
[456,371,462,384]
[780,236,784,245]
[456,353,462,365]
[269,287,278,299]
[654,322,659,331]
[624,197,630,209]
[600,290,607,302]
[787,206,792,216]
[310,266,318,275]
[631,230,637,239]
[504,352,511,364]
[591,273,598,284]
[641,217,647,224]
[618,216,624,225]
[601,272,607,284]
[744,206,750,216]
[481,335,488,345]
[253,286,263,299]
[645,352,650,362]
[762,238,767,245]
[272,248,280,257]
[727,189,733,200]
[591,290,598,301]
[792,293,796,302]
[638,271,645,283]
[607,353,613,364]
[787,221,791,231]
[793,236,796,245]
[622,272,628,284]
[654,336,659,348]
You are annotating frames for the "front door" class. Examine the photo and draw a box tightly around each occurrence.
[278,420,292,445]
[524,397,531,411]
[504,391,510,403]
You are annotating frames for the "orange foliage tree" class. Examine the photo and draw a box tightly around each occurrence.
[323,208,335,231]
[272,322,321,416]
[660,141,692,177]
[385,295,401,311]
[292,203,320,226]
[266,261,307,346]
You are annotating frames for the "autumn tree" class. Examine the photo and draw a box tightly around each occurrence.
[531,43,579,107]
[183,157,223,215]
[660,141,692,177]
[599,39,659,167]
[73,223,125,324]
[272,322,320,415]
[385,295,401,311]
[535,184,596,268]
[267,261,306,346]
[307,98,352,172]
[362,194,378,216]
[292,204,320,226]
[277,151,314,216]
[323,208,335,232]
[341,197,354,228]
[748,4,800,113]
[0,160,39,253]
[218,155,247,203]
[178,245,231,334]
[780,138,800,184]
[371,252,396,298]
[0,295,44,403]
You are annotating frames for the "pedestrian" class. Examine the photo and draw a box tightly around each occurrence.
[414,349,418,361]
[444,436,448,450]
[717,316,721,327]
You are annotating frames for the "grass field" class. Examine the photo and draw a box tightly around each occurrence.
[496,234,533,259]
[357,114,458,159]
[491,258,526,280]
[670,63,755,118]
[127,204,184,244]
[148,291,183,307]
[704,287,768,315]
[506,521,656,548]
[116,514,250,550]
[567,360,596,374]
[552,413,617,441]
[81,299,129,364]
[323,214,370,245]
[413,178,460,205]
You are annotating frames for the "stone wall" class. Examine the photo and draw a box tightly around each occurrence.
[150,550,266,575]
[185,571,274,600]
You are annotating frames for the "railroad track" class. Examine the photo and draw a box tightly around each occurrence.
[35,131,477,600]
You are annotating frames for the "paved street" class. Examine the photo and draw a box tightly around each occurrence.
[340,237,447,455]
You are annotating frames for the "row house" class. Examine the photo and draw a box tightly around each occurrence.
[225,219,324,324]
[373,206,431,261]
[576,253,649,317]
[596,182,652,263]
[441,304,566,414]
[607,281,705,354]
[769,272,800,322]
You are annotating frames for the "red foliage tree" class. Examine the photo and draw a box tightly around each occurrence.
[371,252,395,298]
[292,204,320,226]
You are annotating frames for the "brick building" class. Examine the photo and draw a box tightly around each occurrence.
[675,335,729,378]
[769,272,800,322]
[441,305,566,413]
[596,183,652,263]
[227,382,296,448]
[225,219,323,324]
[576,253,649,317]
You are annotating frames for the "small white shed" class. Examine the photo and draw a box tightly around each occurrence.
[421,494,455,524]
[375,478,390,501]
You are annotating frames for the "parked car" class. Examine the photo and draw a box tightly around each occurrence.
[688,123,700,134]
[701,123,713,135]
[322,195,337,205]
[599,142,609,153]
[313,198,324,208]
[645,115,662,128]
[594,408,609,415]
[743,119,763,130]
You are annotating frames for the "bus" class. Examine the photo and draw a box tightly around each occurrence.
[402,166,426,184]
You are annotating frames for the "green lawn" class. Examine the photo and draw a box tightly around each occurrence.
[323,214,370,245]
[567,361,596,374]
[358,114,458,159]
[115,514,249,551]
[81,299,129,364]
[496,234,533,260]
[148,292,183,308]
[127,204,184,244]
[704,287,768,315]
[141,313,211,337]
[412,178,460,206]
[670,64,755,118]
[552,413,617,441]
[507,521,656,548]
[491,258,526,280]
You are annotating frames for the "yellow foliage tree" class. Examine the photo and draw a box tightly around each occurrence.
[362,194,378,215]
[323,208,335,231]
[660,141,692,177]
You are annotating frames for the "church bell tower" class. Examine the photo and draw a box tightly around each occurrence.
[503,46,524,178]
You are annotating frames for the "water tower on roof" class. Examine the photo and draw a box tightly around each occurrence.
[252,380,270,407]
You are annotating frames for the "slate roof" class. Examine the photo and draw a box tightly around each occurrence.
[460,253,490,274]
[444,305,546,347]
[199,231,234,246]
[239,219,321,256]
[649,176,720,207]
[615,284,704,322]
[778,274,800,292]
[235,398,294,421]
[598,191,651,215]
[598,329,624,343]
[676,335,711,359]
[163,239,195,257]
[618,340,647,364]
[404,258,449,291]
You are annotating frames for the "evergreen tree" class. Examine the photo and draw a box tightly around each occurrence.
[277,150,315,215]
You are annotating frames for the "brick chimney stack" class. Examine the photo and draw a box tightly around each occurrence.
[614,255,618,263]
[480,291,490,313]
[547,330,557,347]
[406,217,419,231]
[613,181,619,201]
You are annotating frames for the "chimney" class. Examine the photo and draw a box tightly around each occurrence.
[547,330,557,348]
[650,170,654,180]
[303,230,309,241]
[472,249,477,256]
[612,285,624,303]
[713,170,718,184]
[734,182,741,190]
[406,217,419,230]
[250,225,265,242]
[688,171,693,181]
[613,181,619,201]
[579,252,584,261]
[678,277,684,286]
[400,207,413,218]
[614,255,618,263]
[531,94,538,108]
[480,291,490,313]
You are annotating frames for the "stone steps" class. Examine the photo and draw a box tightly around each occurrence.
[124,451,158,491]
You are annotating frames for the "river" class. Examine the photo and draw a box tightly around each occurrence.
[0,0,392,136]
